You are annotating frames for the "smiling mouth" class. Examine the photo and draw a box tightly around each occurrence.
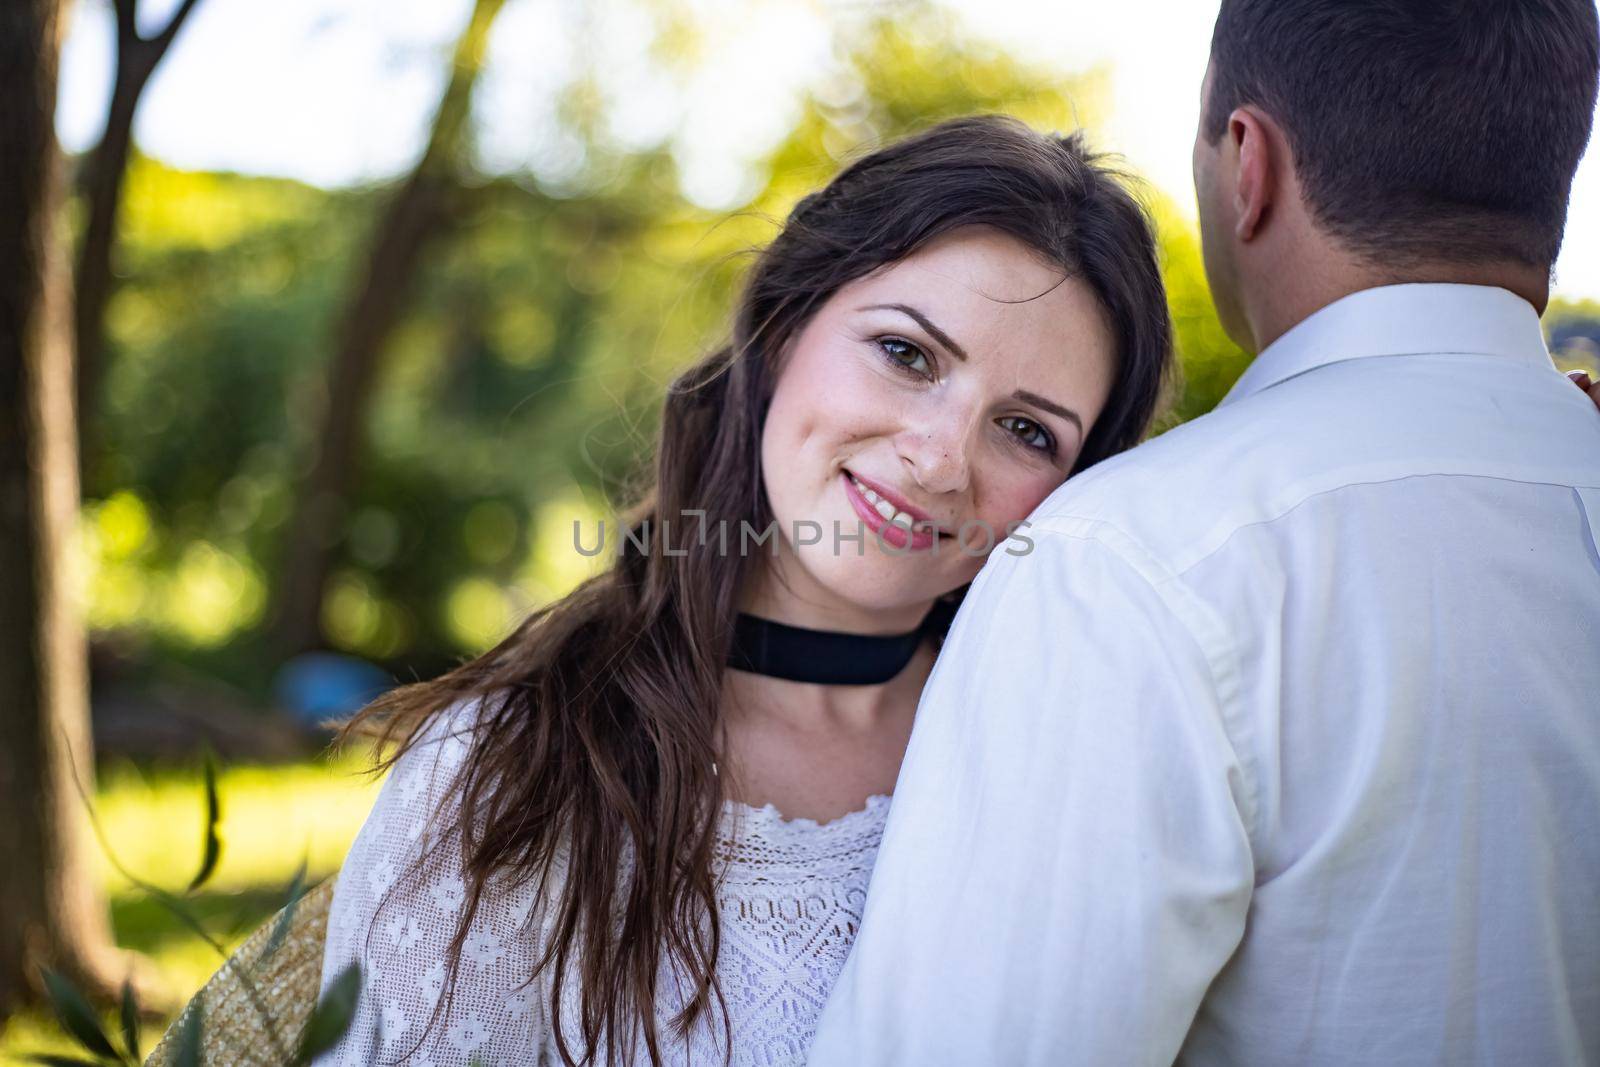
[840,470,943,551]
[846,471,922,527]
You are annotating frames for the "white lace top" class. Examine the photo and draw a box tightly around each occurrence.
[317,699,888,1066]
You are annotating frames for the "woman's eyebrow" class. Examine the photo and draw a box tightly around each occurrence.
[859,302,1083,433]
[1012,389,1083,434]
[857,303,969,361]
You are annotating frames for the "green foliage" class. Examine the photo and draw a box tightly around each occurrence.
[171,999,203,1067]
[3,755,376,1063]
[80,3,1244,686]
[27,752,365,1065]
[185,750,222,893]
[26,974,148,1066]
[259,860,310,968]
[294,962,362,1065]
[753,4,1108,220]
[1547,294,1600,326]
[118,980,140,1064]
[37,970,125,1063]
[1546,295,1600,375]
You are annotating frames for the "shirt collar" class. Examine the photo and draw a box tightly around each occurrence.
[1218,283,1553,408]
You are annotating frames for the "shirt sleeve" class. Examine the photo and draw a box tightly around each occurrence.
[807,523,1256,1066]
[317,699,551,1066]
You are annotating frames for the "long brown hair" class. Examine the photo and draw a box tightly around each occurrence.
[338,114,1174,1065]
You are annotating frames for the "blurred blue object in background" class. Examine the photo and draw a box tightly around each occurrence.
[273,652,393,731]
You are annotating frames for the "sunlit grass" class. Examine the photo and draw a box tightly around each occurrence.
[0,748,384,1064]
[94,749,382,895]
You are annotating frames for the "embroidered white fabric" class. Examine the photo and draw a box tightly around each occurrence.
[317,699,887,1066]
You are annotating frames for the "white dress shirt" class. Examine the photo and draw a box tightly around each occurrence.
[807,284,1600,1066]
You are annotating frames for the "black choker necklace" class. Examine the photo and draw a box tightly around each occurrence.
[728,599,959,685]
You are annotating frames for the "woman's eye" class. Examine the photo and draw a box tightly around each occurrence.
[999,415,1055,454]
[876,337,932,378]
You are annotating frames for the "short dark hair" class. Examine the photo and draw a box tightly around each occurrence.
[1204,0,1599,269]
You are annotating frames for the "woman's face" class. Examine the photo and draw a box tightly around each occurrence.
[755,225,1118,631]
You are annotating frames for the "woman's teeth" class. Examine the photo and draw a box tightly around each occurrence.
[849,473,917,529]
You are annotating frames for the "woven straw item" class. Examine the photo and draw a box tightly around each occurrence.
[144,876,338,1066]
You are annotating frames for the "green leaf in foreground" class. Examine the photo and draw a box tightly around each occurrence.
[258,858,310,967]
[294,961,361,1065]
[173,997,204,1067]
[39,968,123,1061]
[187,748,223,893]
[119,976,140,1062]
[20,1053,115,1067]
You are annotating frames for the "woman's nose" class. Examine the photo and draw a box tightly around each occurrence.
[898,410,976,497]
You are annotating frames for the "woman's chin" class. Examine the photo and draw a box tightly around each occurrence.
[790,549,965,626]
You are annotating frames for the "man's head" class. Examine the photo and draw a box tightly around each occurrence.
[1193,0,1600,351]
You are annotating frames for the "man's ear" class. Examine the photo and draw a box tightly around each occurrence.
[1228,107,1277,243]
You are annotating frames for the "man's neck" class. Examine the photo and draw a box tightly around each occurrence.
[1242,257,1549,355]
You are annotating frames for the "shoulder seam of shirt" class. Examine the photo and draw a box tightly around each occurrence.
[1017,518,1262,847]
[1036,463,1600,576]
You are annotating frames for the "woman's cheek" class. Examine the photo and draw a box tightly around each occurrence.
[792,349,871,422]
[974,481,1058,549]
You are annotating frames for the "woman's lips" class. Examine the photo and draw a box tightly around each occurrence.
[840,471,939,551]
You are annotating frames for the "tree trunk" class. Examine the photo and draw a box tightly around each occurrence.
[0,0,127,1017]
[272,0,508,656]
[74,0,203,476]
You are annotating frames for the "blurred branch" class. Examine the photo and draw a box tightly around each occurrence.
[110,0,136,44]
[272,0,509,656]
[76,0,207,478]
[149,0,203,53]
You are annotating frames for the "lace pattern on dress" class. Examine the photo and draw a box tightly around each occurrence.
[318,699,888,1067]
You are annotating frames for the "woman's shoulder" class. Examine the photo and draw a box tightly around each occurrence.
[378,691,495,811]
[397,689,503,772]
[319,689,552,1064]
[326,691,515,921]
